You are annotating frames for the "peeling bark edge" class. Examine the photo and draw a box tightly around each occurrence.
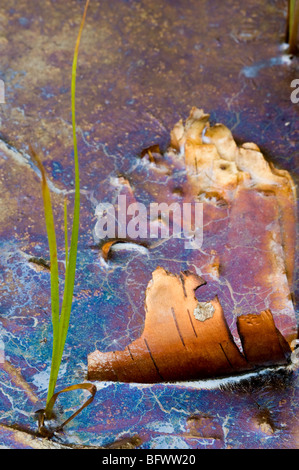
[87,268,291,383]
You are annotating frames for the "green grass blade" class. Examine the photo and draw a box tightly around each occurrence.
[44,1,90,416]
[57,0,90,363]
[29,146,60,407]
[64,197,69,270]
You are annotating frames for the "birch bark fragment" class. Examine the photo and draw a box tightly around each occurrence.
[88,108,296,382]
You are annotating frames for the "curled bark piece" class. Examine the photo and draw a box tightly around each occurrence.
[237,310,291,366]
[88,268,291,382]
[100,239,149,261]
